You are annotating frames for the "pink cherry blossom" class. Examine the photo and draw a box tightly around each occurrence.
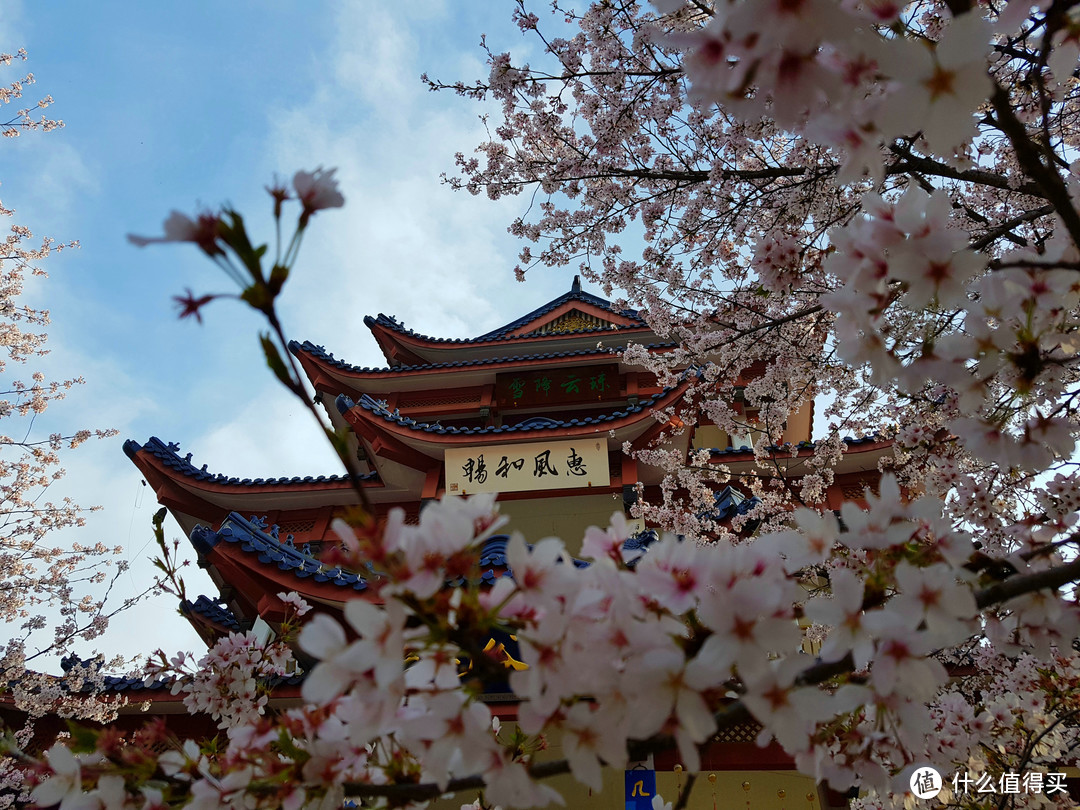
[127,210,223,256]
[30,744,96,810]
[278,591,311,616]
[292,167,345,215]
[878,12,992,156]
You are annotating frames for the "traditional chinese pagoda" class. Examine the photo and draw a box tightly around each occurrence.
[117,277,888,809]
[127,277,887,618]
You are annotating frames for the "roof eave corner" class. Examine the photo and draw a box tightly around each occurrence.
[190,524,221,559]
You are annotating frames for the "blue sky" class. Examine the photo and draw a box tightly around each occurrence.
[3,1,576,666]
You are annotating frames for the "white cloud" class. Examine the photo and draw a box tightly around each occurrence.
[28,139,99,220]
[192,384,342,479]
[329,1,431,114]
[261,0,567,364]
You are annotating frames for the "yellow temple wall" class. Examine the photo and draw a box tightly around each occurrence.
[692,425,729,451]
[690,400,813,453]
[497,493,626,555]
[782,400,813,446]
[433,765,824,810]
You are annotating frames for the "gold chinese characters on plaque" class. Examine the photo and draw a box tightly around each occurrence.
[445,439,610,495]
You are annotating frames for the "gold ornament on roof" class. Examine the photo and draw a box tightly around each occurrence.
[534,309,613,334]
[549,313,592,333]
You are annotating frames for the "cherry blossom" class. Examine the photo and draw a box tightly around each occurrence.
[29,745,95,810]
[127,211,223,256]
[803,567,874,668]
[0,56,136,770]
[877,12,992,156]
[28,3,1080,807]
[277,591,311,617]
[292,167,345,218]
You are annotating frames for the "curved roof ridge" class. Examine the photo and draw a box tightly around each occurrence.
[290,339,675,374]
[191,511,369,591]
[362,312,646,345]
[475,277,643,340]
[124,436,375,487]
[338,387,672,435]
[358,278,647,347]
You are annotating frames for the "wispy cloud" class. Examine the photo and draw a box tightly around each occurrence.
[264,0,565,359]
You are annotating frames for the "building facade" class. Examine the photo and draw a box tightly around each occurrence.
[121,277,887,809]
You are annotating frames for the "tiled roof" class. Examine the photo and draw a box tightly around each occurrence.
[290,340,675,374]
[190,512,370,592]
[338,389,670,435]
[124,436,376,486]
[191,518,520,593]
[707,434,885,457]
[182,595,242,632]
[710,485,761,519]
[478,535,509,586]
[93,675,175,693]
[702,486,762,535]
[476,276,646,339]
[58,655,174,694]
[476,533,655,578]
[88,670,306,696]
[363,312,648,345]
[362,277,648,345]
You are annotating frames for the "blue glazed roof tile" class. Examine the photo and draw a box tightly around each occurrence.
[181,595,242,632]
[92,669,307,696]
[357,278,648,347]
[198,512,369,592]
[56,656,173,694]
[290,339,674,375]
[707,434,884,458]
[125,436,377,487]
[338,389,669,435]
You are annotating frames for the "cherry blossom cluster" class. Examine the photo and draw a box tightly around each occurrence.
[145,634,294,731]
[420,0,1080,804]
[0,48,62,138]
[143,593,309,730]
[430,0,1080,546]
[675,1,997,175]
[846,647,1080,809]
[25,483,1080,809]
[0,53,139,738]
[26,1,1080,803]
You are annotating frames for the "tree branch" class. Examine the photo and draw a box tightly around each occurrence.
[988,83,1080,246]
[887,145,1045,198]
[968,204,1055,252]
